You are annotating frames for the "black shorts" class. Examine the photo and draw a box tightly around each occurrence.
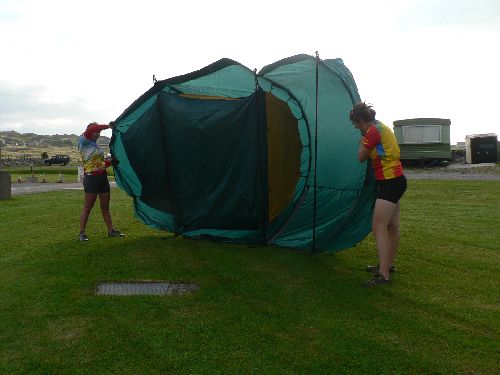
[83,173,110,194]
[376,175,407,204]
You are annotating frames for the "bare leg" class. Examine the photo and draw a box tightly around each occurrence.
[387,201,401,268]
[80,193,98,233]
[372,199,398,279]
[98,192,113,231]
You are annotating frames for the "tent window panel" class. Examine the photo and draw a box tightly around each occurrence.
[403,125,441,143]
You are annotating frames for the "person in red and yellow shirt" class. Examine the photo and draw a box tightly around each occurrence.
[77,122,124,241]
[350,103,407,287]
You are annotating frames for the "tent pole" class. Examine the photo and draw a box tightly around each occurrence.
[254,71,269,244]
[155,92,180,236]
[312,51,320,254]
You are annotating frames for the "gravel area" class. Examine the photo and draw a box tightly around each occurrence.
[406,173,500,180]
[405,162,500,180]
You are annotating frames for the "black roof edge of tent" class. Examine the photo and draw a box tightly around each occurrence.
[258,54,313,76]
[160,57,249,85]
[115,58,247,122]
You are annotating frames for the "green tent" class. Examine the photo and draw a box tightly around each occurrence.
[110,54,376,251]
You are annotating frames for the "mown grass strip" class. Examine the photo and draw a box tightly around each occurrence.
[0,180,498,374]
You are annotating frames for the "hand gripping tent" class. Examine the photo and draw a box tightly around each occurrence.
[110,54,376,252]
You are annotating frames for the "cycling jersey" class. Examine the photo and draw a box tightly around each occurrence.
[77,124,111,175]
[362,120,404,180]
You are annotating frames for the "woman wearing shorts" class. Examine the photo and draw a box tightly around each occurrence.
[350,103,407,286]
[77,122,124,241]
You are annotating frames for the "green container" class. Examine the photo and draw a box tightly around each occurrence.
[393,118,451,160]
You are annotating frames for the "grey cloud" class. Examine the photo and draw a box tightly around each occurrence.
[0,81,107,134]
[398,0,500,32]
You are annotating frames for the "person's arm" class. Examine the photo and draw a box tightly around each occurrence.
[83,123,111,139]
[358,138,371,162]
[103,157,120,169]
[358,126,380,162]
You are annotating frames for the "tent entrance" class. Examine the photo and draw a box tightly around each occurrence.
[159,91,268,232]
[121,90,302,236]
[265,92,302,222]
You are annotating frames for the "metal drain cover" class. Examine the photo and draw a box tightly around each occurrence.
[96,282,198,296]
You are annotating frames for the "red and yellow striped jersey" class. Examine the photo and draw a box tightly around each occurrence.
[362,121,404,180]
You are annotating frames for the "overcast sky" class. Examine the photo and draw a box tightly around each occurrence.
[0,0,499,143]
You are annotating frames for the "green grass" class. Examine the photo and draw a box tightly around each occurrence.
[0,180,498,374]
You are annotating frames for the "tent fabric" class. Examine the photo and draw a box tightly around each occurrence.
[110,54,376,251]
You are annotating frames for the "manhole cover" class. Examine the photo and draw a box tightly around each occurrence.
[96,282,198,296]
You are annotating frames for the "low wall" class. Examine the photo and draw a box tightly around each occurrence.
[0,158,46,168]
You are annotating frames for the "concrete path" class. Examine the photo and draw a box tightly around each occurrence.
[7,162,499,196]
[11,181,117,196]
[404,162,500,180]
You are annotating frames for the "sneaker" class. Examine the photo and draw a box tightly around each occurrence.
[108,229,125,237]
[366,264,396,274]
[364,273,391,287]
[78,233,89,241]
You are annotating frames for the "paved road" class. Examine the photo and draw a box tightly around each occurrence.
[11,181,117,196]
[7,162,500,196]
[404,162,500,180]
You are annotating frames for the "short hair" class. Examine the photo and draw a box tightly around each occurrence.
[86,122,98,129]
[350,102,376,123]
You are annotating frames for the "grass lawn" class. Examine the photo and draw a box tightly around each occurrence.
[0,180,498,374]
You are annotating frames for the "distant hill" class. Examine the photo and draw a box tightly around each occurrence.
[0,131,111,166]
[0,130,110,147]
